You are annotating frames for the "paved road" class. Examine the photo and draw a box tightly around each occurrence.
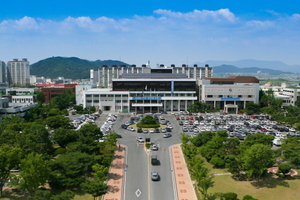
[114,114,182,200]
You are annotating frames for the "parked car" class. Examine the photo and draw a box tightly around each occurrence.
[155,128,160,133]
[127,127,135,131]
[149,128,155,133]
[143,129,149,133]
[137,127,143,133]
[161,128,167,133]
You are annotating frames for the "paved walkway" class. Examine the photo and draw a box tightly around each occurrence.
[102,145,126,200]
[171,144,198,200]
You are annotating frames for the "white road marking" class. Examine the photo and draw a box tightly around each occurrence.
[135,189,142,197]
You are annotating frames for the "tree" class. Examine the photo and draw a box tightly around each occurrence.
[240,133,274,152]
[242,144,274,180]
[51,190,75,200]
[188,101,210,113]
[278,163,291,176]
[49,151,95,188]
[0,145,22,198]
[189,156,214,200]
[19,153,50,197]
[45,115,71,129]
[210,157,225,168]
[52,128,78,148]
[36,90,45,104]
[280,137,300,167]
[190,131,215,147]
[243,101,260,114]
[221,192,238,200]
[243,195,258,200]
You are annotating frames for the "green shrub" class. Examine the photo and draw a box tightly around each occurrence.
[145,143,151,149]
[210,156,225,168]
[55,147,67,155]
[136,122,160,128]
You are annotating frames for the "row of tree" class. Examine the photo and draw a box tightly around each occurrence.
[0,90,117,199]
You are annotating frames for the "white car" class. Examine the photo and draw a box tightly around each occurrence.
[149,128,155,133]
[136,137,144,143]
[127,126,135,131]
[161,128,167,133]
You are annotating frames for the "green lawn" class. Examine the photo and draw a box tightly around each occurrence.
[192,155,300,200]
[208,174,300,200]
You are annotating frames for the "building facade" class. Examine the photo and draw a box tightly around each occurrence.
[0,61,6,83]
[7,58,30,86]
[199,76,260,114]
[37,84,77,103]
[80,73,198,113]
[91,64,213,88]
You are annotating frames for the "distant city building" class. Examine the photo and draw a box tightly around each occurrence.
[0,61,7,83]
[7,58,30,86]
[91,64,213,88]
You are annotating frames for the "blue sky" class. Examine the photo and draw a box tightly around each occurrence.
[1,0,300,66]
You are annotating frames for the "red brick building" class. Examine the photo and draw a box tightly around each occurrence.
[36,84,76,103]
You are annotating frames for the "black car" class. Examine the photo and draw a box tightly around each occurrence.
[166,127,172,132]
[116,134,122,138]
[137,127,143,133]
[121,124,128,129]
[155,128,160,133]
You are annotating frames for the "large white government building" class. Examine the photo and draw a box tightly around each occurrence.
[90,63,213,88]
[78,64,260,114]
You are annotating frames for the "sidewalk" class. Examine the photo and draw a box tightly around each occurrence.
[171,144,198,200]
[102,145,126,200]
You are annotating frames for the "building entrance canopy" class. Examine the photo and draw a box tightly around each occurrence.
[132,103,163,107]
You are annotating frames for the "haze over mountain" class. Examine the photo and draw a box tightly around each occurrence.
[195,59,300,73]
[30,57,297,80]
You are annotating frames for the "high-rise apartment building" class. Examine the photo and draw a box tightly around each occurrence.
[0,61,6,83]
[7,58,30,86]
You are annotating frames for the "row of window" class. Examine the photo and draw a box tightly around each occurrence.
[86,93,194,98]
[206,95,253,98]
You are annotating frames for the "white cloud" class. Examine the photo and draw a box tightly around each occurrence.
[154,8,238,23]
[1,9,300,65]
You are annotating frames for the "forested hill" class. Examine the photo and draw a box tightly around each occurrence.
[30,57,130,79]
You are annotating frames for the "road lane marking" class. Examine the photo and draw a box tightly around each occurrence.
[135,189,142,197]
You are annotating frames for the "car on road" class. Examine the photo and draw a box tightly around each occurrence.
[136,137,144,143]
[151,172,159,181]
[151,144,158,151]
[121,124,128,129]
[163,133,172,138]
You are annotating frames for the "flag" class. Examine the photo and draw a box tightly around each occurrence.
[145,85,148,90]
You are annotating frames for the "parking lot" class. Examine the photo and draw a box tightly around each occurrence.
[172,112,297,146]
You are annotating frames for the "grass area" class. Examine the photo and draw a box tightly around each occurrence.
[0,189,95,200]
[190,154,300,200]
[208,174,300,200]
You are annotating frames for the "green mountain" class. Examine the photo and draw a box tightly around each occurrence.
[30,57,130,79]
